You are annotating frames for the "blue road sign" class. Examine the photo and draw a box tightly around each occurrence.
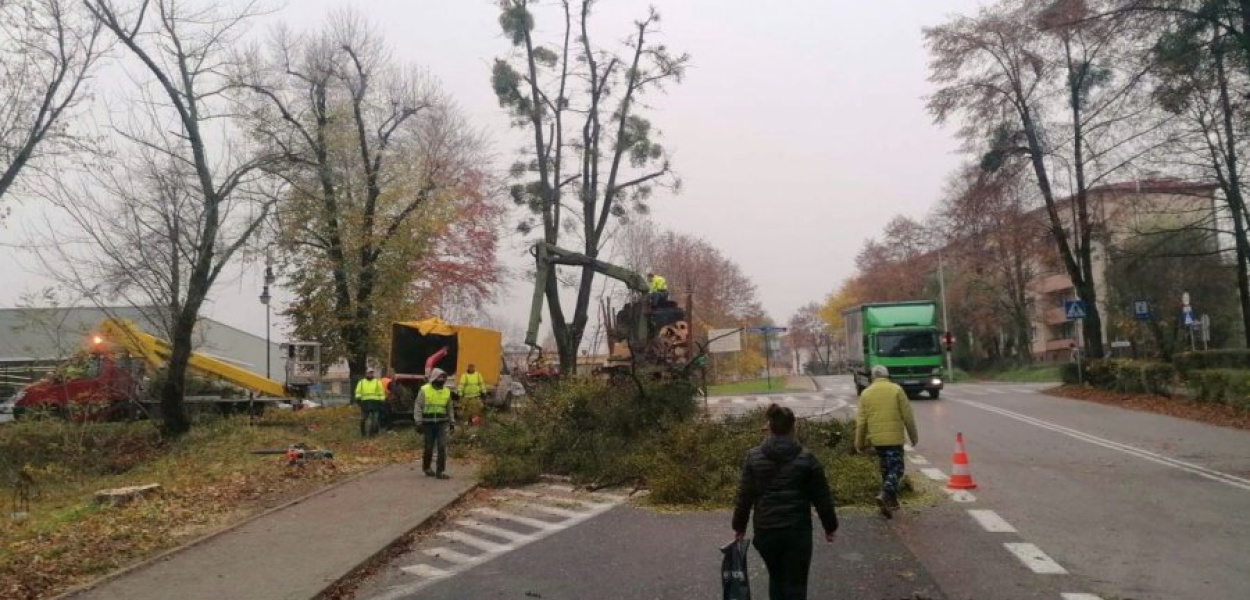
[1064,300,1087,321]
[1133,300,1151,321]
[747,326,788,334]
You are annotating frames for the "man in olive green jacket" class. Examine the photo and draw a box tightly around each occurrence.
[855,365,918,518]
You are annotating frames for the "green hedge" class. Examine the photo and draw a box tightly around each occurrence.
[1174,350,1250,374]
[1187,369,1250,411]
[1060,359,1176,396]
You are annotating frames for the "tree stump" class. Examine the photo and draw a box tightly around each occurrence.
[94,484,162,507]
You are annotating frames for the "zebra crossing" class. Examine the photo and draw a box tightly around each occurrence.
[364,484,631,600]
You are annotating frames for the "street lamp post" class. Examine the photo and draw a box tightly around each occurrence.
[938,249,954,377]
[259,258,276,379]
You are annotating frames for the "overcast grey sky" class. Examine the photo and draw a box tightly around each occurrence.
[0,0,983,343]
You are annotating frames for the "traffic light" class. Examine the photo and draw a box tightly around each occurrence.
[942,332,954,351]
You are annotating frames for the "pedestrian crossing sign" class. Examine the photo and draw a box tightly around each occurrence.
[1064,300,1087,321]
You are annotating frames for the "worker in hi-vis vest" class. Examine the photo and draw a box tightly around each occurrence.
[354,368,387,436]
[458,363,485,422]
[647,271,668,307]
[415,368,457,479]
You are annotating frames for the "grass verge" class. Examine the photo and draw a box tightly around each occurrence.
[1046,385,1250,430]
[983,365,1062,383]
[707,379,799,396]
[473,380,910,511]
[0,406,417,600]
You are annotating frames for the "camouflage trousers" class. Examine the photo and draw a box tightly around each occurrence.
[875,445,906,496]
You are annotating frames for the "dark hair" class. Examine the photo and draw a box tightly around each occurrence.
[766,404,796,436]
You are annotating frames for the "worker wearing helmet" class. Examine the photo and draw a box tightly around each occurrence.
[416,368,457,479]
[647,271,668,307]
[355,368,387,437]
[458,364,485,423]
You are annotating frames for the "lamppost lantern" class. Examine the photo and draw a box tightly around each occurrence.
[259,286,271,306]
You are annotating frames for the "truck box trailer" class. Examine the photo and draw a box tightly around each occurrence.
[843,301,945,399]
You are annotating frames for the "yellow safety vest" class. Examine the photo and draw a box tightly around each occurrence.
[650,275,668,293]
[421,384,452,416]
[459,372,484,398]
[355,378,385,402]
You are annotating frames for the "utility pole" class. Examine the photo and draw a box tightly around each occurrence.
[938,249,954,376]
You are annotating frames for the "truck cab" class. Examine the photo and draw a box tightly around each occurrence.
[843,301,946,400]
[13,353,145,420]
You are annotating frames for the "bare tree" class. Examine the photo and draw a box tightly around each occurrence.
[51,0,280,435]
[0,0,103,209]
[927,0,1170,357]
[493,0,688,372]
[240,11,496,395]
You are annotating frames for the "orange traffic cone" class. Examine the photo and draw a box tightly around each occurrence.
[946,432,978,490]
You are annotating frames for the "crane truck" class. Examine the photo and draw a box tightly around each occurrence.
[843,301,945,399]
[524,242,695,378]
[10,318,316,421]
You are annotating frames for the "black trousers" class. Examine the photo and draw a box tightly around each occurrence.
[421,421,449,474]
[358,401,385,436]
[753,525,813,600]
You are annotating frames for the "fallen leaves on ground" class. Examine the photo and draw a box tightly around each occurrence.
[1046,385,1250,430]
[0,406,416,600]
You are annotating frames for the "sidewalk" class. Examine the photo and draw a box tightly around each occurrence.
[786,374,818,392]
[64,461,477,600]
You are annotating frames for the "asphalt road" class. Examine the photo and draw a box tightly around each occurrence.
[353,483,946,600]
[811,376,1250,600]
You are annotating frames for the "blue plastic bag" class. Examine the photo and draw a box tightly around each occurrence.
[720,538,751,600]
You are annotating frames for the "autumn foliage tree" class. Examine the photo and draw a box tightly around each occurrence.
[244,12,498,391]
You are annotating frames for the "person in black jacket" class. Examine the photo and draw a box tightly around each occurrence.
[732,404,838,600]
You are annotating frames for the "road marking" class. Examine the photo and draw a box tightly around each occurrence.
[543,483,575,493]
[956,399,1250,492]
[368,489,626,600]
[732,397,746,405]
[1061,594,1104,600]
[422,547,477,564]
[400,563,450,578]
[456,519,534,542]
[921,467,948,481]
[909,455,929,465]
[968,509,1016,532]
[1004,542,1068,574]
[470,507,560,530]
[436,530,510,553]
[943,489,977,503]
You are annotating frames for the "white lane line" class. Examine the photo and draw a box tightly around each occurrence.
[422,547,477,564]
[503,489,611,509]
[956,399,1250,492]
[921,467,948,481]
[909,455,930,465]
[436,530,511,553]
[1061,594,1105,600]
[511,501,586,519]
[543,483,575,493]
[732,397,746,405]
[400,563,450,578]
[1004,542,1068,575]
[456,519,535,543]
[368,492,624,600]
[943,489,977,503]
[968,509,1016,532]
[470,507,561,531]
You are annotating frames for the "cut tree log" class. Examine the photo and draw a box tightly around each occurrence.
[95,484,162,507]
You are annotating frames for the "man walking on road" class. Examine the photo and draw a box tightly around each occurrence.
[355,368,387,437]
[416,368,456,479]
[855,365,918,519]
[733,404,838,600]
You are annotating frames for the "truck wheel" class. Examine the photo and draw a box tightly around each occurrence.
[929,389,941,400]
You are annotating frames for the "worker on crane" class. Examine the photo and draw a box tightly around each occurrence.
[355,368,387,436]
[416,368,457,479]
[458,363,485,424]
[647,271,668,307]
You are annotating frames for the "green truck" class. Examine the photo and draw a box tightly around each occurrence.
[843,301,945,399]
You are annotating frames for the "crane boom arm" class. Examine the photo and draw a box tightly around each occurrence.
[525,242,650,348]
[98,318,288,397]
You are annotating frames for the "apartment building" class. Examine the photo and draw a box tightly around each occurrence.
[1027,179,1219,361]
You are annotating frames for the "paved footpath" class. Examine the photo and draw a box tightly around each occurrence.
[63,461,477,600]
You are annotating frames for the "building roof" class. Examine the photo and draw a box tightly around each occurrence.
[0,306,285,378]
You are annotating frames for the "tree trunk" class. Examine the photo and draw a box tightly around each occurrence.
[347,351,367,404]
[160,314,195,436]
[1214,39,1250,348]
